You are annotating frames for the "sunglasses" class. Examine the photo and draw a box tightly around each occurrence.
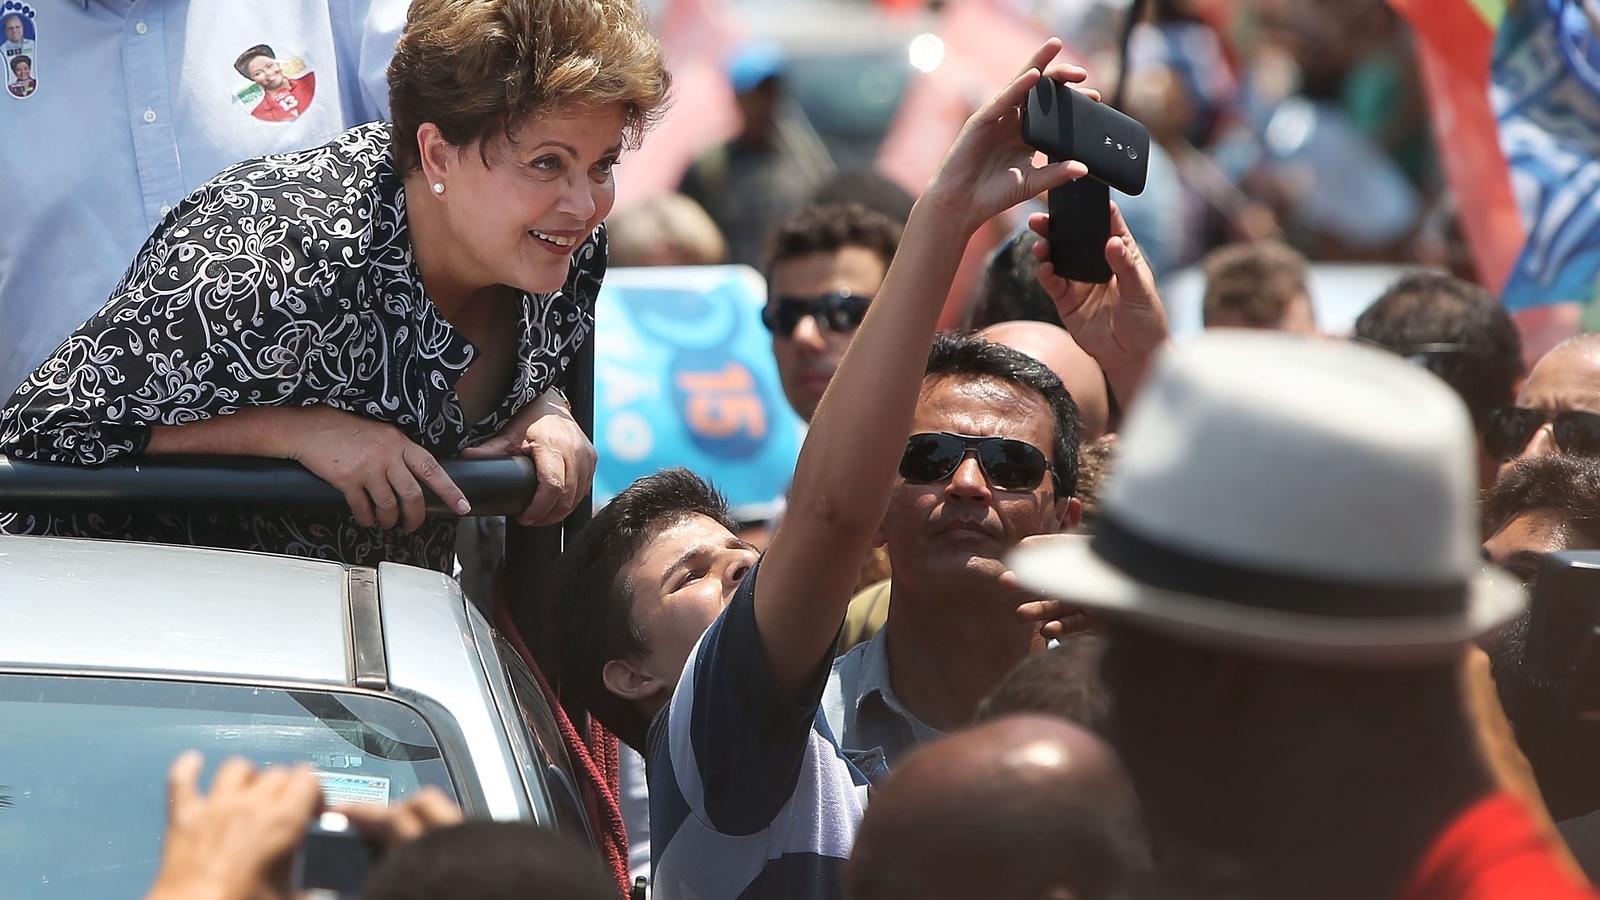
[1484,407,1600,462]
[1354,337,1483,378]
[899,432,1053,493]
[761,291,871,336]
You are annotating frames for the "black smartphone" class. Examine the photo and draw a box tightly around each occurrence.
[1047,178,1114,283]
[1022,79,1149,197]
[1526,550,1600,720]
[1021,79,1149,284]
[292,812,378,898]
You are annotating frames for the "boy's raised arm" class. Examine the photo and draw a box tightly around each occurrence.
[752,39,1092,698]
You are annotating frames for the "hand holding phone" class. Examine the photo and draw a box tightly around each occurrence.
[1021,79,1150,284]
[146,755,325,900]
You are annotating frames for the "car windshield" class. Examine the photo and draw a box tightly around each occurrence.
[0,674,456,900]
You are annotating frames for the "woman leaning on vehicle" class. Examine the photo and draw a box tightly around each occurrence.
[0,0,669,570]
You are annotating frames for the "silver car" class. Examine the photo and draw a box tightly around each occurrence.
[0,534,595,899]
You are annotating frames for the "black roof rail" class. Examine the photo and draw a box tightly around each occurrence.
[0,455,537,516]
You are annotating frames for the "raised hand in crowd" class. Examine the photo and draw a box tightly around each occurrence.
[1029,201,1169,405]
[336,787,465,849]
[144,752,323,900]
[757,37,1093,697]
[144,752,468,900]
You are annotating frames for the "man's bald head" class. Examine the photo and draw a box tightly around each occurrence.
[847,715,1145,900]
[980,322,1110,440]
[1502,334,1600,468]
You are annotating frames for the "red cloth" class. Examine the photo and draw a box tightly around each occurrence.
[492,600,632,898]
[1400,793,1598,900]
[250,72,316,122]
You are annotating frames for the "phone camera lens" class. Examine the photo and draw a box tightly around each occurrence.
[1127,145,1139,160]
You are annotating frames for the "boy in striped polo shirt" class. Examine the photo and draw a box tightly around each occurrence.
[557,42,1106,899]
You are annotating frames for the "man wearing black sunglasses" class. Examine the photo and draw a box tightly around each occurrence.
[1488,334,1600,476]
[762,202,902,423]
[822,333,1082,767]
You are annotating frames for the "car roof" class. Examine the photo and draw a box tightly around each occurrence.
[0,534,540,822]
[0,535,351,683]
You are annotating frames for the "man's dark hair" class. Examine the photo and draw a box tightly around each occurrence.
[812,169,916,226]
[763,202,901,280]
[555,468,736,751]
[233,44,274,79]
[925,333,1081,498]
[1075,436,1117,530]
[969,230,1063,329]
[976,634,1110,733]
[1200,241,1308,328]
[363,822,613,900]
[1354,272,1523,427]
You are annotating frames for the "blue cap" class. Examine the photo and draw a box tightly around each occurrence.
[728,42,786,94]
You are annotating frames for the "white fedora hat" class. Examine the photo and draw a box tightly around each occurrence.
[1009,330,1526,665]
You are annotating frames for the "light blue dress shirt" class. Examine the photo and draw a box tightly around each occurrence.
[822,626,943,770]
[0,0,408,398]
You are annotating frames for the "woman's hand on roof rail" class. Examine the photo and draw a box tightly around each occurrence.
[282,406,471,531]
[147,404,471,530]
[460,386,595,527]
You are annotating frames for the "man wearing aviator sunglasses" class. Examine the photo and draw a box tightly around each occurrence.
[821,334,1082,768]
[761,202,902,423]
[1491,334,1600,474]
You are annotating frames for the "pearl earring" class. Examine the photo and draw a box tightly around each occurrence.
[431,182,445,195]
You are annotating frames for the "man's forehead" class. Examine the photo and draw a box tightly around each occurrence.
[913,375,1050,435]
[630,512,742,566]
[769,246,887,295]
[1519,348,1600,413]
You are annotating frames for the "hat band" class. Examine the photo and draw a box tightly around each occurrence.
[1091,516,1469,619]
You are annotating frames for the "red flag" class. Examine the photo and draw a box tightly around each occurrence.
[1388,0,1523,294]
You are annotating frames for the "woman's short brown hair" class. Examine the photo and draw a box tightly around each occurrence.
[387,0,670,173]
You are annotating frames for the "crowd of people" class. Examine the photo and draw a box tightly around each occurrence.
[4,0,1600,899]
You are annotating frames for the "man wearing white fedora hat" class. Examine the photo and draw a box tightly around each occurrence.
[1011,331,1594,898]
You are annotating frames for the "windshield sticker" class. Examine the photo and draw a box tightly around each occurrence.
[316,772,391,807]
[3,2,37,101]
[231,43,316,122]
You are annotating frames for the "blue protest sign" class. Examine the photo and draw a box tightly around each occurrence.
[594,266,802,521]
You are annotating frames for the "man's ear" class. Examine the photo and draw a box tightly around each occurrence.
[602,658,666,704]
[1052,496,1082,532]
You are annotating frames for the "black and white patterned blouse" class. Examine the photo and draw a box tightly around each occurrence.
[0,122,602,571]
